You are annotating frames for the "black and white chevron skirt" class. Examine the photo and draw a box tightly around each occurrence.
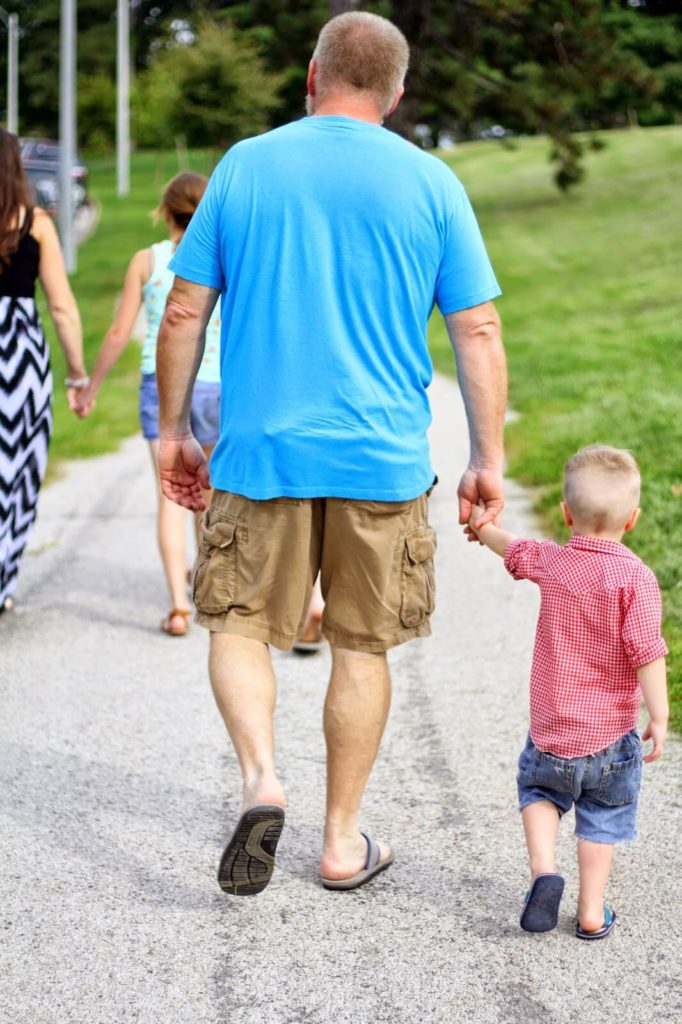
[0,297,53,605]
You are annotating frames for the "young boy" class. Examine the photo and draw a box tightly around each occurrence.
[468,445,668,939]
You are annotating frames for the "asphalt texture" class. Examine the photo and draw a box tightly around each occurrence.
[1,373,681,1024]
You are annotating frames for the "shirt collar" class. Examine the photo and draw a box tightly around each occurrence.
[567,534,636,558]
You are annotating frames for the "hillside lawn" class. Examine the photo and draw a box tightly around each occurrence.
[44,127,682,728]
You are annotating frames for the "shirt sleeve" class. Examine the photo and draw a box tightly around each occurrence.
[435,178,501,315]
[169,162,225,290]
[504,538,545,582]
[621,568,669,668]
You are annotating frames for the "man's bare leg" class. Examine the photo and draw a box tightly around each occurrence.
[209,633,286,813]
[319,646,392,879]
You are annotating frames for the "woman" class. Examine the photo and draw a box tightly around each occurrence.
[0,129,86,613]
[75,173,221,636]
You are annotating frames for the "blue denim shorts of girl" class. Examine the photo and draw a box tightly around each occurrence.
[139,374,220,447]
[517,730,643,844]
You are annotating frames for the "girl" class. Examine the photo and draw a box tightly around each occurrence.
[77,173,221,636]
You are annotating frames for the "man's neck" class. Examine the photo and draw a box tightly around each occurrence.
[310,95,383,125]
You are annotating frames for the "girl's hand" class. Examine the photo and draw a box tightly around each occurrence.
[73,383,97,418]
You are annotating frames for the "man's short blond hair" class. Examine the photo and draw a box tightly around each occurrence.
[563,445,641,533]
[313,12,409,115]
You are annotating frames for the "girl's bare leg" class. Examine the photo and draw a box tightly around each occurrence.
[149,440,191,631]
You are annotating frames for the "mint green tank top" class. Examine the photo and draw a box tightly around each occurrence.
[140,238,221,383]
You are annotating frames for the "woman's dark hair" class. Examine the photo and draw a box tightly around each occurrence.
[154,172,209,230]
[0,128,35,272]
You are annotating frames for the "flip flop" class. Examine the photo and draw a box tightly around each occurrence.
[217,804,285,896]
[576,906,617,940]
[292,638,325,654]
[520,873,565,932]
[320,833,394,891]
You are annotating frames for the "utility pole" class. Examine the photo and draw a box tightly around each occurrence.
[0,7,18,134]
[59,0,76,273]
[117,0,130,197]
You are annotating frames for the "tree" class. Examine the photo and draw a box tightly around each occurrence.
[133,18,283,150]
[385,0,660,189]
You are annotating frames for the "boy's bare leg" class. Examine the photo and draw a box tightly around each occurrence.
[577,839,614,932]
[319,647,392,879]
[209,633,286,814]
[522,800,561,880]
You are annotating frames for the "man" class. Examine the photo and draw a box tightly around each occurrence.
[156,12,507,895]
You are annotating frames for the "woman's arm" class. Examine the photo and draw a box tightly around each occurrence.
[74,248,149,418]
[33,209,86,408]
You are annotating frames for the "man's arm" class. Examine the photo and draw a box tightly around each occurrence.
[156,276,219,511]
[445,301,507,529]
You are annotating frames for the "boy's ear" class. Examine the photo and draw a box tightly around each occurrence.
[623,507,641,533]
[561,501,573,527]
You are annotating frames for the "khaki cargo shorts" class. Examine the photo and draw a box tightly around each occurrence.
[192,490,436,653]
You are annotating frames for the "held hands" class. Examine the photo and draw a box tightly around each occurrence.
[72,382,98,419]
[458,466,504,544]
[642,719,667,763]
[466,503,486,543]
[158,434,211,511]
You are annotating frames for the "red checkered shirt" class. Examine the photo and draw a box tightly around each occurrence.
[504,534,668,758]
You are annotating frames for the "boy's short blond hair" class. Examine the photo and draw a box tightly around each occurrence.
[313,12,409,115]
[563,445,641,533]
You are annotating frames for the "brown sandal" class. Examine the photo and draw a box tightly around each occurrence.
[160,608,192,637]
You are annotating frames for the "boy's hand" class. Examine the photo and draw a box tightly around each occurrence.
[465,503,486,544]
[642,719,667,763]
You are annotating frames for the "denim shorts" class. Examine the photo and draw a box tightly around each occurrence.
[139,374,220,446]
[517,730,642,844]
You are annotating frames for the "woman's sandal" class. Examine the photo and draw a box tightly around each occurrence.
[160,608,192,637]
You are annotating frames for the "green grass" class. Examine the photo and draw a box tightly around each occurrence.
[45,148,215,465]
[428,126,682,730]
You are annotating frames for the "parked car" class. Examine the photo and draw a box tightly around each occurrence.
[19,138,89,213]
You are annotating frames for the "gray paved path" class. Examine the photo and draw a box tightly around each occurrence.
[1,374,680,1024]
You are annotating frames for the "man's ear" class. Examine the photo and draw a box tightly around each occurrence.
[561,501,573,527]
[307,59,317,97]
[624,507,641,533]
[385,84,404,117]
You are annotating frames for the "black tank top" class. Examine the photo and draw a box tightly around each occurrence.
[0,210,40,298]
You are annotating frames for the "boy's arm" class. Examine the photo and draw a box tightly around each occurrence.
[468,503,517,558]
[638,657,668,763]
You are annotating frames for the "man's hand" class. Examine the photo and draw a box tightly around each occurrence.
[159,435,211,511]
[642,719,667,763]
[458,466,504,542]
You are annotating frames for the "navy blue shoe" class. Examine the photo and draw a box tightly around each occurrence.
[520,873,565,932]
[576,906,617,940]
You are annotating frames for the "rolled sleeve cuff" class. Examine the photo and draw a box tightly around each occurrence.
[628,638,669,669]
[504,537,534,581]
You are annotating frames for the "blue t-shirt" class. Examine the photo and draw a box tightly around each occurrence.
[170,115,500,500]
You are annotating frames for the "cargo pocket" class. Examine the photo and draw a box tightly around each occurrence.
[595,750,642,807]
[192,512,237,615]
[399,527,436,628]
